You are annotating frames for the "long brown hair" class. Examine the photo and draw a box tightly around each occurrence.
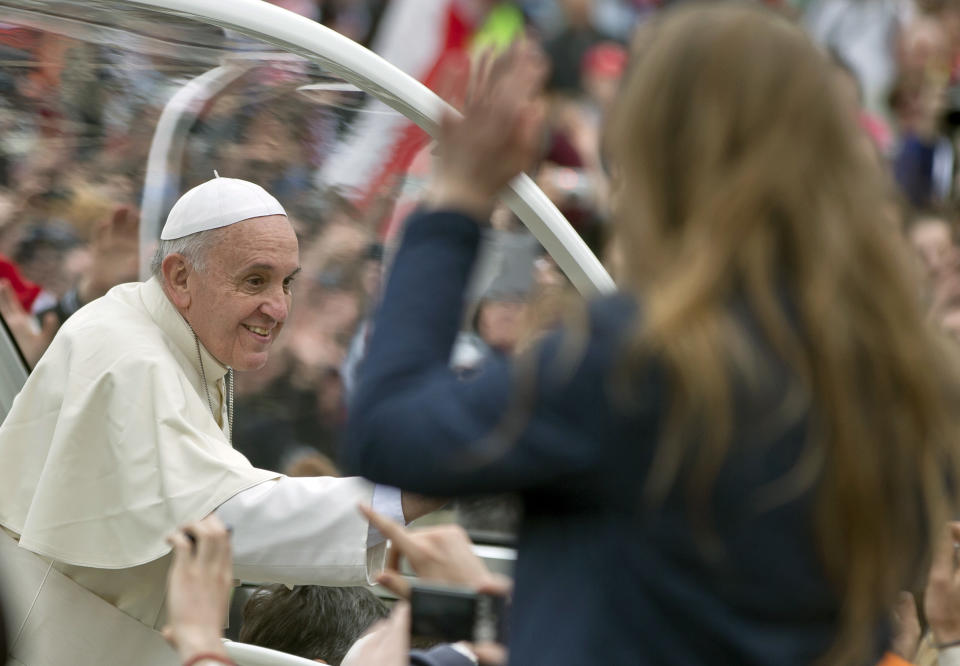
[606,5,960,662]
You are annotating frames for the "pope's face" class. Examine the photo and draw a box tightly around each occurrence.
[184,215,300,371]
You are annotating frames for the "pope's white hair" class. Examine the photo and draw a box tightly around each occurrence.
[150,228,223,281]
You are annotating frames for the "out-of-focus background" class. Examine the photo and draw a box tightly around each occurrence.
[0,0,957,543]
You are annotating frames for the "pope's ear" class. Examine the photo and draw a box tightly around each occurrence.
[161,254,192,308]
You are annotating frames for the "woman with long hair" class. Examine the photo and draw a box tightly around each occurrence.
[344,4,960,664]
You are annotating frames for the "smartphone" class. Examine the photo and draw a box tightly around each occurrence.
[409,582,509,644]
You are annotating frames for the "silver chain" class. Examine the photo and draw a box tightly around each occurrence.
[227,367,234,441]
[193,330,233,443]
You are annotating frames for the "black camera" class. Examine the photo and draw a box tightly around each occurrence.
[409,582,509,644]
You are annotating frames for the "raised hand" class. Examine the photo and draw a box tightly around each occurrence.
[424,41,548,220]
[0,278,57,366]
[162,515,234,664]
[924,522,960,646]
[79,204,139,303]
[890,591,921,660]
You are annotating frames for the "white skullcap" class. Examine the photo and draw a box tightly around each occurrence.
[160,177,286,240]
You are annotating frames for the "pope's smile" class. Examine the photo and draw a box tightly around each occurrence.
[242,324,272,341]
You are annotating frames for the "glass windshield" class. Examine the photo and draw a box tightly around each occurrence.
[0,0,586,545]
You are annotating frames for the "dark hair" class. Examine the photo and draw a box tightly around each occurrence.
[239,585,388,665]
[609,5,960,662]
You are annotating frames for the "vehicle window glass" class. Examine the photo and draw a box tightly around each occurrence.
[0,1,599,546]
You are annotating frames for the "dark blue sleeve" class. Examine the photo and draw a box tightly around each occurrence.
[893,135,935,207]
[342,209,621,496]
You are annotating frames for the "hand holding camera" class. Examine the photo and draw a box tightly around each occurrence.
[359,503,508,599]
[359,504,511,662]
[162,515,234,665]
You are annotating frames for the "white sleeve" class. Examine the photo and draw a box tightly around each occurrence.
[940,646,960,666]
[368,484,405,545]
[215,476,387,586]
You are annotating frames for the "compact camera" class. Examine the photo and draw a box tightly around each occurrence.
[409,582,509,644]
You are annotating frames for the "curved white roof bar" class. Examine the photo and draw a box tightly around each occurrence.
[138,63,255,278]
[125,0,615,295]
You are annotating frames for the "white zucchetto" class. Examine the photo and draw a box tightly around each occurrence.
[160,176,286,240]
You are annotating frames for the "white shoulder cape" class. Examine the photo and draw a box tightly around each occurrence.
[0,278,277,568]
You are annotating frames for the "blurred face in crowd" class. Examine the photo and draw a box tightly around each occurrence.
[899,16,949,76]
[18,245,71,296]
[582,43,628,113]
[562,0,593,26]
[477,297,528,354]
[908,216,959,280]
[176,215,300,371]
[361,256,382,300]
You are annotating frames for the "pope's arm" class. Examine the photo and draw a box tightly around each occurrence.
[213,477,403,586]
[212,474,441,586]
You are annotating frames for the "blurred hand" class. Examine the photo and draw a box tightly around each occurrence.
[340,601,410,666]
[926,273,960,342]
[929,273,960,317]
[890,591,921,660]
[424,42,548,220]
[162,515,233,663]
[533,256,564,288]
[925,522,960,645]
[472,641,509,666]
[79,205,139,303]
[359,504,509,600]
[0,278,57,366]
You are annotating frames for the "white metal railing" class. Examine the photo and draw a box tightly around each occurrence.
[224,640,320,666]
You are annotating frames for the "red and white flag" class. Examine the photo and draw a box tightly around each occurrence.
[318,0,482,237]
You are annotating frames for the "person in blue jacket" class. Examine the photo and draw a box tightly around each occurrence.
[344,5,960,665]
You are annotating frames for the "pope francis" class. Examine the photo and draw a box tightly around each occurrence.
[0,178,417,666]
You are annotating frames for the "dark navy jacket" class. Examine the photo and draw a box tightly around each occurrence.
[344,210,876,665]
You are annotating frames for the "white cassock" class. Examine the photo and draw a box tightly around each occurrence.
[0,277,397,665]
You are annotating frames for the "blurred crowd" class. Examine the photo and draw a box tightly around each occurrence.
[4,0,960,542]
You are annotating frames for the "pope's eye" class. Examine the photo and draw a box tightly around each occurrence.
[246,276,265,287]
